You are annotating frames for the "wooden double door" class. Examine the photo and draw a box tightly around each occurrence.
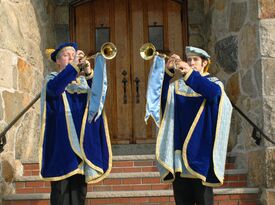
[70,0,187,144]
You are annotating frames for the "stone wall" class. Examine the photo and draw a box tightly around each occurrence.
[0,0,55,198]
[208,0,262,153]
[188,0,275,204]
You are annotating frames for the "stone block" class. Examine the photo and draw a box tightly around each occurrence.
[227,110,241,152]
[189,24,202,34]
[229,2,247,32]
[55,24,70,45]
[260,19,275,58]
[15,110,40,162]
[263,97,275,143]
[0,0,49,69]
[17,58,35,93]
[188,0,204,11]
[208,62,220,76]
[247,149,266,187]
[261,188,275,205]
[0,94,3,120]
[214,0,226,12]
[266,189,275,205]
[54,6,69,24]
[230,96,264,149]
[215,35,238,73]
[33,70,44,95]
[261,58,275,96]
[2,125,16,154]
[0,50,18,89]
[209,0,215,8]
[226,72,240,103]
[189,34,205,48]
[2,91,31,124]
[239,23,258,69]
[254,59,263,97]
[2,160,13,183]
[53,0,68,6]
[248,0,259,21]
[0,179,14,196]
[0,152,23,196]
[0,120,9,152]
[266,148,275,188]
[259,0,275,19]
[188,10,204,25]
[211,10,229,39]
[241,69,258,98]
[247,148,275,189]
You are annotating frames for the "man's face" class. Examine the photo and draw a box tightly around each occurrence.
[56,49,76,70]
[186,55,208,73]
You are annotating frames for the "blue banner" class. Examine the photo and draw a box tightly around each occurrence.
[88,54,107,122]
[144,55,165,127]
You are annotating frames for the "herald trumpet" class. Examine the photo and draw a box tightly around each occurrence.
[139,43,169,60]
[78,42,117,70]
[80,42,117,61]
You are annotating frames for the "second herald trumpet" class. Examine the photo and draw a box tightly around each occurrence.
[140,43,183,71]
[139,43,169,60]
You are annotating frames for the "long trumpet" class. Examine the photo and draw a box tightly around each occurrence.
[139,43,169,60]
[45,42,117,62]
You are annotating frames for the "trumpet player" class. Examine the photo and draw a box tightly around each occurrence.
[154,46,232,205]
[40,42,112,205]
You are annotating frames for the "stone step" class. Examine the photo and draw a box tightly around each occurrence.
[15,168,248,194]
[22,154,237,177]
[2,188,260,205]
[16,154,243,195]
[4,153,259,204]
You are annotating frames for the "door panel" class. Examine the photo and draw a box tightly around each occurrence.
[74,3,92,53]
[113,0,132,143]
[70,0,187,144]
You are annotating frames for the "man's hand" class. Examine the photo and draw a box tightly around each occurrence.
[166,54,181,70]
[73,50,85,65]
[82,60,92,76]
[174,59,191,75]
[73,50,92,75]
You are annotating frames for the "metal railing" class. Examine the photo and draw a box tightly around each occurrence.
[0,94,274,153]
[231,103,274,145]
[0,93,41,153]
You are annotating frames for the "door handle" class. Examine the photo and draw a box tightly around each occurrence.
[134,77,140,103]
[122,70,128,104]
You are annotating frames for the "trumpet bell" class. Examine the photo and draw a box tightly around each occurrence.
[140,43,156,60]
[101,42,117,60]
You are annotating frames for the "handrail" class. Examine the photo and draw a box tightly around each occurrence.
[231,102,275,145]
[0,93,274,153]
[0,93,41,153]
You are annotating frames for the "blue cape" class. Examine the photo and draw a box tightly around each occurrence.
[39,63,112,184]
[149,60,232,187]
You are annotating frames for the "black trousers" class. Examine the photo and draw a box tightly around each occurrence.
[172,175,213,205]
[50,174,87,205]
